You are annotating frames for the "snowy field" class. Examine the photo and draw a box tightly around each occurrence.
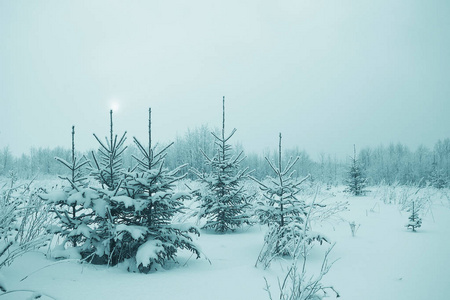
[2,184,450,300]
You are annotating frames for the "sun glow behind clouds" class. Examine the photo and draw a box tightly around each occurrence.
[110,101,120,112]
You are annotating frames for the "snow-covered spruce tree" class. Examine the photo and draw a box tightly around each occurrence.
[192,96,252,233]
[112,108,200,272]
[406,201,422,232]
[41,126,94,253]
[429,158,447,189]
[42,114,126,262]
[82,109,128,265]
[345,145,367,196]
[91,110,128,191]
[250,134,328,268]
[42,112,125,262]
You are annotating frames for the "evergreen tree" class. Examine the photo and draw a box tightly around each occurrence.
[44,110,200,271]
[86,109,129,265]
[250,133,327,262]
[41,126,95,253]
[44,110,126,265]
[42,112,126,262]
[406,201,422,232]
[116,108,201,272]
[91,110,128,191]
[345,145,367,196]
[192,96,252,233]
[429,157,447,189]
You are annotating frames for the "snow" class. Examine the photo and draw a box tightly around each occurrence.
[110,196,135,208]
[0,273,6,292]
[42,190,67,203]
[67,189,98,207]
[115,224,147,240]
[50,244,81,260]
[135,240,164,267]
[172,192,190,200]
[68,224,92,239]
[2,186,450,300]
[171,223,199,232]
[92,198,108,218]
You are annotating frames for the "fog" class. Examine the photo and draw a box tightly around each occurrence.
[1,0,449,158]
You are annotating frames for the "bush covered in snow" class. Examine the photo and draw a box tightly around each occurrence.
[264,244,339,300]
[0,173,50,294]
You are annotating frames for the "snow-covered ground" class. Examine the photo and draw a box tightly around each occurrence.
[2,185,450,300]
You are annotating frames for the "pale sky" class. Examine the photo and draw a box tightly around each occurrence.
[1,0,449,159]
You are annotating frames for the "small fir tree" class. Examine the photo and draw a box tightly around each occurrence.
[406,201,422,232]
[83,109,129,264]
[429,158,447,189]
[250,133,327,266]
[116,108,201,272]
[192,96,253,233]
[345,145,367,196]
[41,126,95,253]
[91,109,128,191]
[42,110,201,271]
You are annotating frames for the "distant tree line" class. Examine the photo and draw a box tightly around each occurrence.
[0,146,73,179]
[0,129,449,188]
[359,139,450,186]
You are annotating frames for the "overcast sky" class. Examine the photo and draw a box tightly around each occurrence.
[1,0,449,159]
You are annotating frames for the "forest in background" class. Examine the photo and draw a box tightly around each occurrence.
[0,125,449,188]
